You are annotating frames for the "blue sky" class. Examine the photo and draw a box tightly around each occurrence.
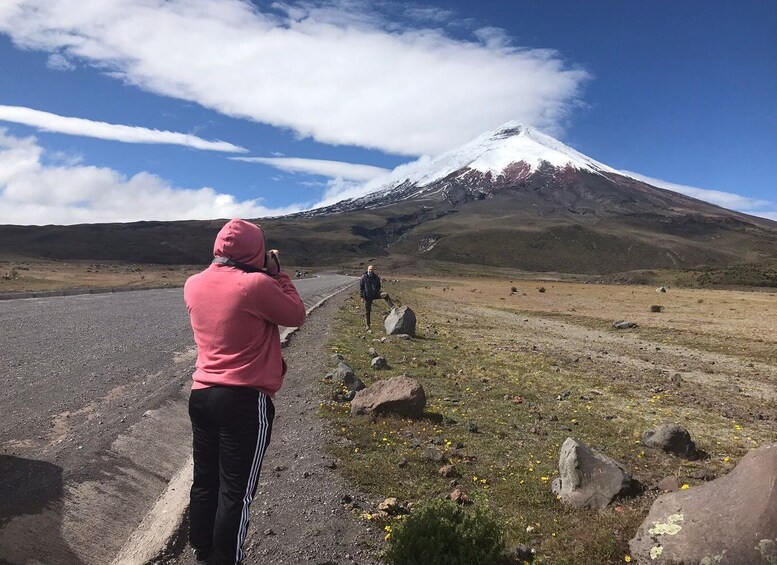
[0,0,774,225]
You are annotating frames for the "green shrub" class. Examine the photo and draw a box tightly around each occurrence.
[383,499,506,565]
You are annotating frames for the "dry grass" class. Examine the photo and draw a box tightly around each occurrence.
[0,260,202,293]
[321,277,777,564]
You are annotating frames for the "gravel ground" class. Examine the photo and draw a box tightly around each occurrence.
[167,291,384,565]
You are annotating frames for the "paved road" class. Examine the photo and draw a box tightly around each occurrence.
[0,273,356,565]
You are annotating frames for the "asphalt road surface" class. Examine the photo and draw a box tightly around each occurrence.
[0,273,356,565]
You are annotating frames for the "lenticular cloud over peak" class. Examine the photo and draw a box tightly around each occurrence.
[0,0,589,155]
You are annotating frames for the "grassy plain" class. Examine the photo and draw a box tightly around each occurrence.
[0,259,202,294]
[322,277,777,564]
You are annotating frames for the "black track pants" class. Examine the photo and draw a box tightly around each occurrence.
[189,386,274,565]
[364,293,394,327]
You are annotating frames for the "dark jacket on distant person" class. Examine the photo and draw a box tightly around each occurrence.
[360,271,381,300]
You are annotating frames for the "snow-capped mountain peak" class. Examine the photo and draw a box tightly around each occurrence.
[353,122,619,202]
[305,122,629,214]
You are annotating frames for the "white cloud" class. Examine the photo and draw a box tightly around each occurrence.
[0,129,299,225]
[0,0,589,156]
[46,53,75,71]
[231,156,389,181]
[623,170,777,221]
[0,105,247,153]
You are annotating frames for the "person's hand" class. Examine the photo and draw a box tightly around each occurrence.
[265,249,281,276]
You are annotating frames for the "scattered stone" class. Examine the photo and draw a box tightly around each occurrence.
[371,356,389,370]
[551,437,642,509]
[329,363,365,392]
[629,443,777,565]
[510,544,534,563]
[449,488,471,505]
[642,423,699,459]
[378,497,403,515]
[397,458,408,468]
[510,395,525,404]
[657,286,667,293]
[688,468,716,481]
[368,347,379,358]
[396,333,412,340]
[331,353,345,364]
[423,447,445,463]
[669,373,683,387]
[264,529,276,536]
[351,375,426,418]
[613,320,638,329]
[384,306,417,336]
[655,476,683,492]
[332,362,355,381]
[466,422,479,433]
[556,390,571,401]
[438,464,458,478]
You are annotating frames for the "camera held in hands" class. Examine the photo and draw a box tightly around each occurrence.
[264,249,281,276]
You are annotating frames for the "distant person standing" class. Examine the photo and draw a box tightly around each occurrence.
[359,264,394,330]
[184,219,306,565]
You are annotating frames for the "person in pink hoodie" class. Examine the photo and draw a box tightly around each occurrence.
[184,219,306,565]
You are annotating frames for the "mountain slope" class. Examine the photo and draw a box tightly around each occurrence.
[1,123,776,278]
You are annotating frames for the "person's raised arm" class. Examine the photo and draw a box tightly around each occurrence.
[255,272,306,327]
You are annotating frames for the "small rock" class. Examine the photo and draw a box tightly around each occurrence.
[466,422,479,433]
[449,488,471,505]
[510,544,534,563]
[331,353,345,364]
[613,320,638,329]
[642,423,699,459]
[438,464,458,478]
[378,497,401,515]
[423,447,445,462]
[371,356,389,370]
[688,468,716,481]
[655,476,683,492]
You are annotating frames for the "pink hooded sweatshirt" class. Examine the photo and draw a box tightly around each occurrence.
[184,219,306,397]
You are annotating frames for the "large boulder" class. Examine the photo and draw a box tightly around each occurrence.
[551,437,641,509]
[643,423,699,459]
[384,306,417,336]
[629,443,777,564]
[351,375,426,418]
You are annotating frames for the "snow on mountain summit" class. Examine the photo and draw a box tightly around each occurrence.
[418,122,619,183]
[308,122,629,213]
[362,122,620,197]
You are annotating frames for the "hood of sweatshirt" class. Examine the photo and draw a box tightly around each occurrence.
[213,219,266,270]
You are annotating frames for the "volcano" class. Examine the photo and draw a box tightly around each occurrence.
[1,123,776,280]
[284,123,777,275]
